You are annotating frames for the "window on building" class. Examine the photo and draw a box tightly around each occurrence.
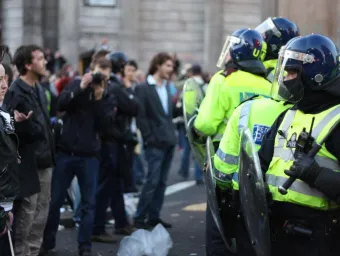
[84,0,117,7]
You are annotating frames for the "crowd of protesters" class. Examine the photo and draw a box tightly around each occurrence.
[0,43,210,256]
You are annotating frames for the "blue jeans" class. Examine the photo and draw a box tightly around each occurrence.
[178,125,186,149]
[133,154,145,184]
[93,142,127,234]
[178,126,191,178]
[71,179,81,223]
[42,152,99,250]
[135,146,175,221]
[178,126,204,181]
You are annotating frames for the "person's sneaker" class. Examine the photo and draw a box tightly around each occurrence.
[147,219,172,229]
[134,218,153,230]
[91,232,117,244]
[115,225,137,235]
[79,248,93,256]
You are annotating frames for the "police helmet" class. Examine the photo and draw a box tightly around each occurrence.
[256,17,300,60]
[271,34,340,102]
[216,28,267,72]
[106,51,128,74]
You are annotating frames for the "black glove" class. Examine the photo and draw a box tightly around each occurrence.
[191,126,206,144]
[284,152,322,186]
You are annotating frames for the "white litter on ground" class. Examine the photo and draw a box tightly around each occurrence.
[117,224,173,256]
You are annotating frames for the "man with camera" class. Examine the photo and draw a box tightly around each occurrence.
[40,57,117,256]
[92,52,139,243]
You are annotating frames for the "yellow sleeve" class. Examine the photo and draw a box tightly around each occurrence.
[194,71,228,136]
[213,105,241,190]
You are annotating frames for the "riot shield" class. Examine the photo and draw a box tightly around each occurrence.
[205,137,234,253]
[182,77,204,128]
[239,128,271,256]
[183,78,205,169]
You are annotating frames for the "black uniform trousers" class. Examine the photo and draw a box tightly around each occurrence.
[206,205,234,256]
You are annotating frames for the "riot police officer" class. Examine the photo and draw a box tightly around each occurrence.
[190,28,271,256]
[255,17,300,81]
[254,34,340,255]
[213,95,291,191]
[194,28,271,143]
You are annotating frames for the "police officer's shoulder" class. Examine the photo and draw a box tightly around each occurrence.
[236,96,290,110]
[210,69,225,79]
[236,95,262,108]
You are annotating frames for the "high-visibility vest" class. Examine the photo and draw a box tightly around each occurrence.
[214,97,291,190]
[45,89,51,114]
[194,70,271,142]
[266,105,340,210]
[263,59,277,83]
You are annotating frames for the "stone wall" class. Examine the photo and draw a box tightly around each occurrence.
[42,0,59,51]
[78,1,121,53]
[138,0,205,71]
[23,0,43,46]
[2,0,24,54]
[3,0,340,74]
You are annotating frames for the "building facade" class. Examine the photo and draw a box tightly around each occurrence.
[1,0,340,73]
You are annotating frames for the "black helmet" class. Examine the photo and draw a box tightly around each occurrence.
[217,28,267,74]
[271,34,340,102]
[106,51,128,74]
[256,17,300,60]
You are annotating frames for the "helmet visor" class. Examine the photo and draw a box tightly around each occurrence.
[271,48,314,102]
[216,35,241,69]
[255,18,282,40]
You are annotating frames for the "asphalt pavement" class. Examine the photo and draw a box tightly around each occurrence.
[49,149,208,256]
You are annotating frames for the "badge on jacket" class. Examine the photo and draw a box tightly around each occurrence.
[253,124,270,145]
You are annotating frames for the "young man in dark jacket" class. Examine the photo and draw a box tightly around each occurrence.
[41,57,117,256]
[3,45,55,256]
[134,52,178,229]
[92,52,139,242]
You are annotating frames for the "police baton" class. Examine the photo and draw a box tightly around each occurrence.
[278,118,340,195]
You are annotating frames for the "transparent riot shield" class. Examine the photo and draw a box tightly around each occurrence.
[183,78,205,169]
[183,77,204,128]
[239,128,271,256]
[205,137,234,253]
